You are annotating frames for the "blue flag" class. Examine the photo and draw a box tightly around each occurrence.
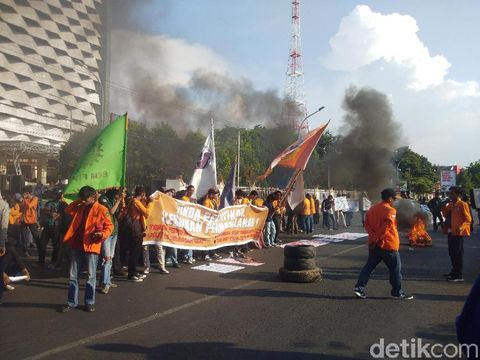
[220,160,236,209]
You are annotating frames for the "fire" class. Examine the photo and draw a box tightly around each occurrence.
[408,215,432,247]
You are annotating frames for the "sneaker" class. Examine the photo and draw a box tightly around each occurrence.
[59,304,74,313]
[447,276,464,282]
[187,258,193,264]
[5,284,15,291]
[212,253,221,259]
[354,287,366,299]
[391,292,414,300]
[143,267,150,274]
[100,285,110,294]
[204,255,211,261]
[136,273,147,279]
[159,268,170,274]
[110,283,118,288]
[128,275,144,282]
[85,304,95,312]
[229,252,234,258]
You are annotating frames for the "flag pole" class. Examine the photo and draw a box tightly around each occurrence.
[237,130,240,187]
[280,169,302,206]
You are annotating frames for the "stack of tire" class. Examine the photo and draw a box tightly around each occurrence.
[279,245,321,283]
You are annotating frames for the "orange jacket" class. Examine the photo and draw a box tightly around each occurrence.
[22,196,38,224]
[126,198,152,231]
[365,201,400,251]
[63,200,113,254]
[9,203,22,225]
[442,199,472,237]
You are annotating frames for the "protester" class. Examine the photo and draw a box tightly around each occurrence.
[248,190,264,207]
[59,185,113,313]
[54,193,72,270]
[163,189,181,268]
[3,235,30,293]
[263,194,277,247]
[302,193,313,234]
[98,188,125,294]
[20,186,41,260]
[359,192,370,227]
[322,194,336,230]
[6,194,21,246]
[201,188,221,261]
[0,191,10,305]
[427,191,444,231]
[272,191,285,245]
[40,188,62,269]
[179,185,195,264]
[442,187,472,282]
[354,188,413,300]
[313,194,320,225]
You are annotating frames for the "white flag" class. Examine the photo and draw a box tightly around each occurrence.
[287,171,305,210]
[190,120,217,199]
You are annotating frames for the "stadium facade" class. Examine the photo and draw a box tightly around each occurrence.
[0,0,107,184]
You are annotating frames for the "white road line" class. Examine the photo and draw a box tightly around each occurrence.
[24,243,364,360]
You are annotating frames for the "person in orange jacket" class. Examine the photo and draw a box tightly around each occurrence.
[354,188,413,300]
[59,185,113,313]
[20,186,42,260]
[442,186,472,282]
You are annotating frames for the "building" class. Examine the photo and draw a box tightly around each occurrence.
[0,0,107,185]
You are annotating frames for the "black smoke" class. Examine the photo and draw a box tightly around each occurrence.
[329,87,402,197]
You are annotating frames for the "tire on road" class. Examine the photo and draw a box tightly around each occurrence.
[284,257,317,271]
[283,245,316,259]
[279,267,322,283]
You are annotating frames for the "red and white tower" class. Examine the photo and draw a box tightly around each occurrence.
[284,0,308,131]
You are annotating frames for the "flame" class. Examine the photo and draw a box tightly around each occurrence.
[408,216,432,247]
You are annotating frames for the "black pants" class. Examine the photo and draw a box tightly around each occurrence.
[273,215,281,244]
[0,253,4,300]
[128,236,143,277]
[448,234,464,277]
[432,212,444,231]
[21,223,41,258]
[39,224,59,265]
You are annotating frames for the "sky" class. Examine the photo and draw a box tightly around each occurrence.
[109,0,480,167]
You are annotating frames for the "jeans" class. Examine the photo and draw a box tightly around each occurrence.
[68,248,99,307]
[448,234,464,277]
[272,215,281,244]
[325,213,336,230]
[101,234,118,286]
[21,223,40,257]
[355,246,403,296]
[302,215,313,234]
[264,221,276,246]
[165,246,178,265]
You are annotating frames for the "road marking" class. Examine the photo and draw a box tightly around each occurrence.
[24,243,364,360]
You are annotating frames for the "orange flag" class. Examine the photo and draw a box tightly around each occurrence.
[259,122,329,180]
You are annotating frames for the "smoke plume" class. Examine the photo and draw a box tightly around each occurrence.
[106,2,299,134]
[330,87,402,197]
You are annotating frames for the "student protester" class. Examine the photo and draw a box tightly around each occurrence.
[0,191,10,305]
[59,186,113,313]
[201,188,222,260]
[442,187,472,282]
[313,194,320,225]
[354,188,413,300]
[272,191,285,245]
[40,188,62,269]
[248,190,264,207]
[54,193,73,270]
[322,195,336,230]
[164,189,181,268]
[302,194,313,234]
[263,194,277,247]
[20,186,41,260]
[6,194,22,245]
[178,185,195,264]
[428,191,444,231]
[98,188,125,294]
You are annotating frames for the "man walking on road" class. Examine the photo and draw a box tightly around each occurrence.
[354,188,413,300]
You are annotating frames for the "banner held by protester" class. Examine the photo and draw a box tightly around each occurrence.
[144,193,267,250]
[63,113,128,202]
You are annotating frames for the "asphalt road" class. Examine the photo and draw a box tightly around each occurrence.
[1,220,479,360]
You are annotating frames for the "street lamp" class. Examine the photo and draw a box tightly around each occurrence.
[49,93,72,138]
[297,106,325,134]
[73,58,104,127]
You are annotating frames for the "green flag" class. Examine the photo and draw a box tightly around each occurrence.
[64,113,128,202]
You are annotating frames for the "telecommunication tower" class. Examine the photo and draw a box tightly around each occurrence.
[284,0,308,131]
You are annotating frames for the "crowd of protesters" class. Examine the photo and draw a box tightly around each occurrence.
[0,182,477,311]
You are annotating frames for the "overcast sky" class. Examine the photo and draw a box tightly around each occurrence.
[109,0,480,166]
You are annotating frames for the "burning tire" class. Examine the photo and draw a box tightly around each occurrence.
[283,245,316,259]
[279,267,322,283]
